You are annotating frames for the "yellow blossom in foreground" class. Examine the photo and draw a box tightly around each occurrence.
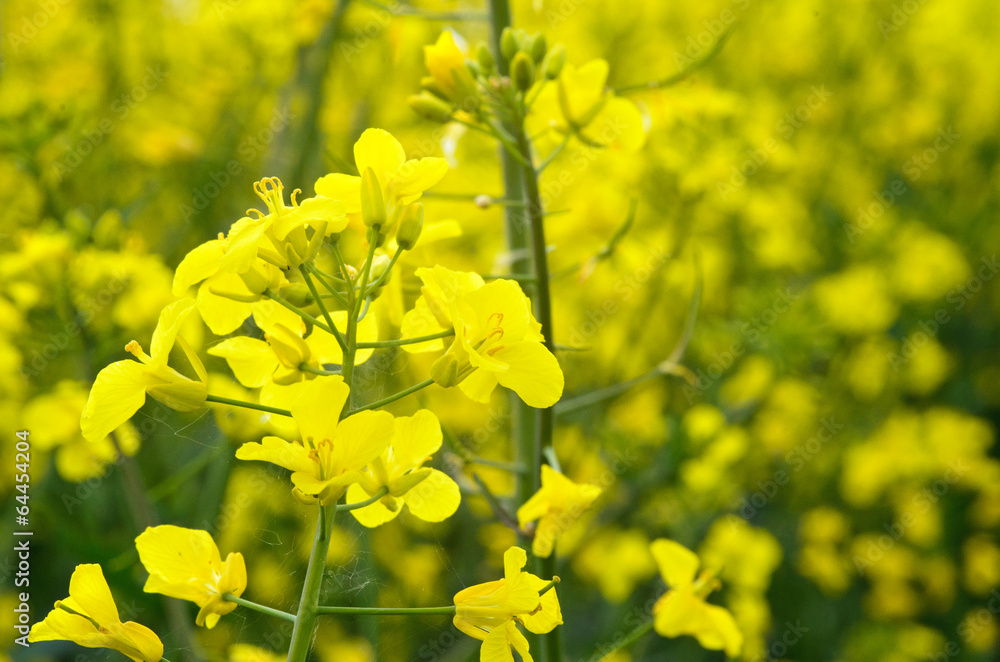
[81,298,206,443]
[517,465,601,558]
[650,539,742,658]
[135,525,246,629]
[345,409,460,527]
[314,128,448,218]
[454,546,562,662]
[235,376,392,505]
[29,564,163,662]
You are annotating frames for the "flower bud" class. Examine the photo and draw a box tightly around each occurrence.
[388,468,432,497]
[530,33,547,64]
[368,254,392,284]
[396,203,424,250]
[278,283,313,307]
[511,52,535,92]
[420,76,450,100]
[476,42,495,74]
[148,380,208,413]
[266,323,311,371]
[239,263,275,295]
[500,27,519,61]
[543,44,566,80]
[360,167,386,229]
[409,93,454,123]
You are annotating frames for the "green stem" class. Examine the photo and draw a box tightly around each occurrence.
[206,394,292,418]
[336,487,389,512]
[223,594,296,623]
[298,363,341,377]
[357,329,454,348]
[286,506,337,662]
[363,245,404,298]
[595,620,655,660]
[344,379,435,416]
[316,605,456,616]
[266,290,338,338]
[300,265,348,351]
[615,26,733,94]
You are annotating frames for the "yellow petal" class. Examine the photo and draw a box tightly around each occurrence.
[400,296,450,353]
[521,574,562,634]
[390,409,442,468]
[289,376,351,442]
[136,526,220,603]
[354,128,406,189]
[207,337,278,388]
[220,216,269,274]
[393,158,449,205]
[68,564,121,626]
[235,436,314,473]
[80,360,151,443]
[345,482,402,528]
[198,274,254,335]
[493,342,564,408]
[173,239,225,296]
[314,173,362,214]
[481,625,517,662]
[650,539,700,587]
[331,410,394,471]
[583,95,646,152]
[404,468,460,522]
[150,298,198,362]
[457,367,500,403]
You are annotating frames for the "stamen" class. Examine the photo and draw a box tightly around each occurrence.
[290,188,302,207]
[487,312,504,328]
[246,208,265,220]
[124,340,142,356]
[485,345,505,356]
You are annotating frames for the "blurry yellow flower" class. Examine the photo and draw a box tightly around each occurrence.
[530,59,645,151]
[135,525,246,629]
[422,31,478,107]
[517,465,601,558]
[430,277,564,408]
[650,539,742,658]
[229,644,285,662]
[314,128,448,218]
[346,409,460,527]
[29,564,163,662]
[235,376,392,504]
[454,546,562,662]
[221,177,347,274]
[81,298,207,443]
[401,266,486,352]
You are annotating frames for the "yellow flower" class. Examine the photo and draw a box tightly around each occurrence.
[423,31,478,106]
[400,265,485,352]
[207,299,376,388]
[454,546,561,662]
[314,129,448,219]
[221,177,347,275]
[529,59,645,152]
[432,277,563,408]
[649,539,742,658]
[345,409,460,527]
[135,525,247,629]
[517,465,601,558]
[81,298,207,443]
[29,564,163,662]
[235,376,393,505]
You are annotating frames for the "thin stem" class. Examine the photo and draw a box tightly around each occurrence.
[537,577,561,596]
[336,486,389,512]
[316,605,456,616]
[363,245,404,298]
[615,26,733,94]
[286,506,337,662]
[266,290,338,337]
[537,132,572,173]
[298,363,341,377]
[357,329,454,349]
[344,379,435,416]
[223,594,296,623]
[595,620,655,661]
[471,473,521,532]
[206,394,292,418]
[465,457,527,473]
[300,265,348,351]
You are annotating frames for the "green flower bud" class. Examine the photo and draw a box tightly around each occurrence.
[511,52,535,92]
[476,42,495,74]
[530,33,547,64]
[278,282,313,307]
[500,27,519,61]
[396,203,424,250]
[368,254,392,283]
[409,93,454,123]
[360,167,386,229]
[65,209,91,241]
[543,44,566,80]
[92,209,122,249]
[366,226,386,248]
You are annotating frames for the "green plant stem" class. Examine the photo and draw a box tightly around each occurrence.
[266,290,338,338]
[206,394,292,417]
[301,265,348,350]
[298,363,341,377]
[344,378,435,416]
[316,605,457,616]
[357,329,454,348]
[595,620,655,660]
[336,487,388,512]
[223,594,296,623]
[286,506,337,662]
[363,245,404,297]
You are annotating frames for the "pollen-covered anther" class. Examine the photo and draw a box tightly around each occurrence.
[124,340,142,356]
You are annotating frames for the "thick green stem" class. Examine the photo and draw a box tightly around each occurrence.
[286,506,337,662]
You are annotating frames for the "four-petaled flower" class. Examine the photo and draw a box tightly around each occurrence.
[517,465,602,558]
[235,376,393,505]
[454,546,562,662]
[346,409,461,527]
[29,564,163,662]
[650,539,743,658]
[81,298,207,443]
[135,525,247,629]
